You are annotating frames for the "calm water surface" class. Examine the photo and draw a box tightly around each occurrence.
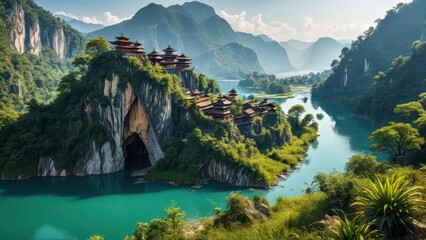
[0,80,382,239]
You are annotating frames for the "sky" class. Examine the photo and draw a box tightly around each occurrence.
[34,0,413,42]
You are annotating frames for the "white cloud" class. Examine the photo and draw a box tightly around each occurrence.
[219,10,296,41]
[81,16,103,25]
[301,16,369,40]
[219,10,370,42]
[104,12,133,25]
[55,11,79,20]
[81,12,133,26]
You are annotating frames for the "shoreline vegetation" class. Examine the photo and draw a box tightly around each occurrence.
[238,71,329,98]
[91,154,426,240]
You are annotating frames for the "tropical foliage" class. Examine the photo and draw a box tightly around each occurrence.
[352,176,425,239]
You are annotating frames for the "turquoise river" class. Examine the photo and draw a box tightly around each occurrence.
[0,80,383,239]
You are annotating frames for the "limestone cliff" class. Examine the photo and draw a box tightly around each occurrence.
[5,1,84,58]
[52,27,65,59]
[34,71,178,177]
[200,159,269,188]
[28,20,41,55]
[9,3,25,54]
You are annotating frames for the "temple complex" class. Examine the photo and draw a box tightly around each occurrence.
[109,34,145,55]
[110,33,278,124]
[110,34,192,70]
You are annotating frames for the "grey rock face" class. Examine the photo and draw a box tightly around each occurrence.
[9,3,26,53]
[200,159,269,188]
[29,21,42,55]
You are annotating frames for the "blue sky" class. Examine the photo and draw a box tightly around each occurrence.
[34,0,412,41]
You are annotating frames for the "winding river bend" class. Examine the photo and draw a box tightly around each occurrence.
[0,80,382,239]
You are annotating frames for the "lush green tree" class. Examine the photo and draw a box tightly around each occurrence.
[369,122,425,160]
[352,176,425,239]
[133,222,149,240]
[345,153,381,178]
[166,201,186,239]
[85,37,109,57]
[314,170,363,210]
[146,218,172,240]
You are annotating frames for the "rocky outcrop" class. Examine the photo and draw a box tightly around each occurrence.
[9,3,26,54]
[38,157,66,176]
[52,72,177,176]
[6,1,82,58]
[74,141,121,175]
[166,69,198,90]
[29,21,42,55]
[52,27,66,59]
[200,159,269,188]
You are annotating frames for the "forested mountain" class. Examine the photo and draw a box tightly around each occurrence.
[351,41,426,123]
[312,0,426,123]
[89,2,293,77]
[0,0,85,128]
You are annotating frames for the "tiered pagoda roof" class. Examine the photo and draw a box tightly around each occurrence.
[176,54,192,69]
[205,99,232,121]
[110,34,193,70]
[109,33,145,54]
[147,49,163,64]
[228,87,239,100]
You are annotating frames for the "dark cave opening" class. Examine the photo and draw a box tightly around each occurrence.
[124,134,151,171]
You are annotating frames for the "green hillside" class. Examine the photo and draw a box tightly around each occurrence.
[312,0,426,122]
[0,0,85,128]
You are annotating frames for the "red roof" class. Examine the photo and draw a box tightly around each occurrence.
[229,87,238,94]
[162,45,176,52]
[133,41,142,46]
[115,33,130,41]
[177,54,191,61]
[214,99,232,107]
[148,49,162,56]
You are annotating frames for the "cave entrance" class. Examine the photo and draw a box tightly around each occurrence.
[124,134,151,171]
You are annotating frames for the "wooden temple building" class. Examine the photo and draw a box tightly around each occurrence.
[110,34,192,70]
[184,87,277,123]
[109,34,145,55]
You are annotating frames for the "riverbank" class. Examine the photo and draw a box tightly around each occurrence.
[254,92,296,99]
[0,91,383,239]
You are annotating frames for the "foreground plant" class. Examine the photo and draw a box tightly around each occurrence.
[324,213,380,240]
[352,175,424,239]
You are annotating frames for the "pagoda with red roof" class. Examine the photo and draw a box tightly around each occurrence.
[176,54,192,69]
[109,33,144,55]
[147,49,163,64]
[206,98,233,121]
[160,45,177,68]
[228,87,239,101]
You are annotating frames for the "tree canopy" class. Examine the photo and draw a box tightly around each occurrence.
[369,122,424,160]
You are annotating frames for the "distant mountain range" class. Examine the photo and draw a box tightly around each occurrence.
[55,14,105,33]
[88,2,294,78]
[280,38,349,71]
